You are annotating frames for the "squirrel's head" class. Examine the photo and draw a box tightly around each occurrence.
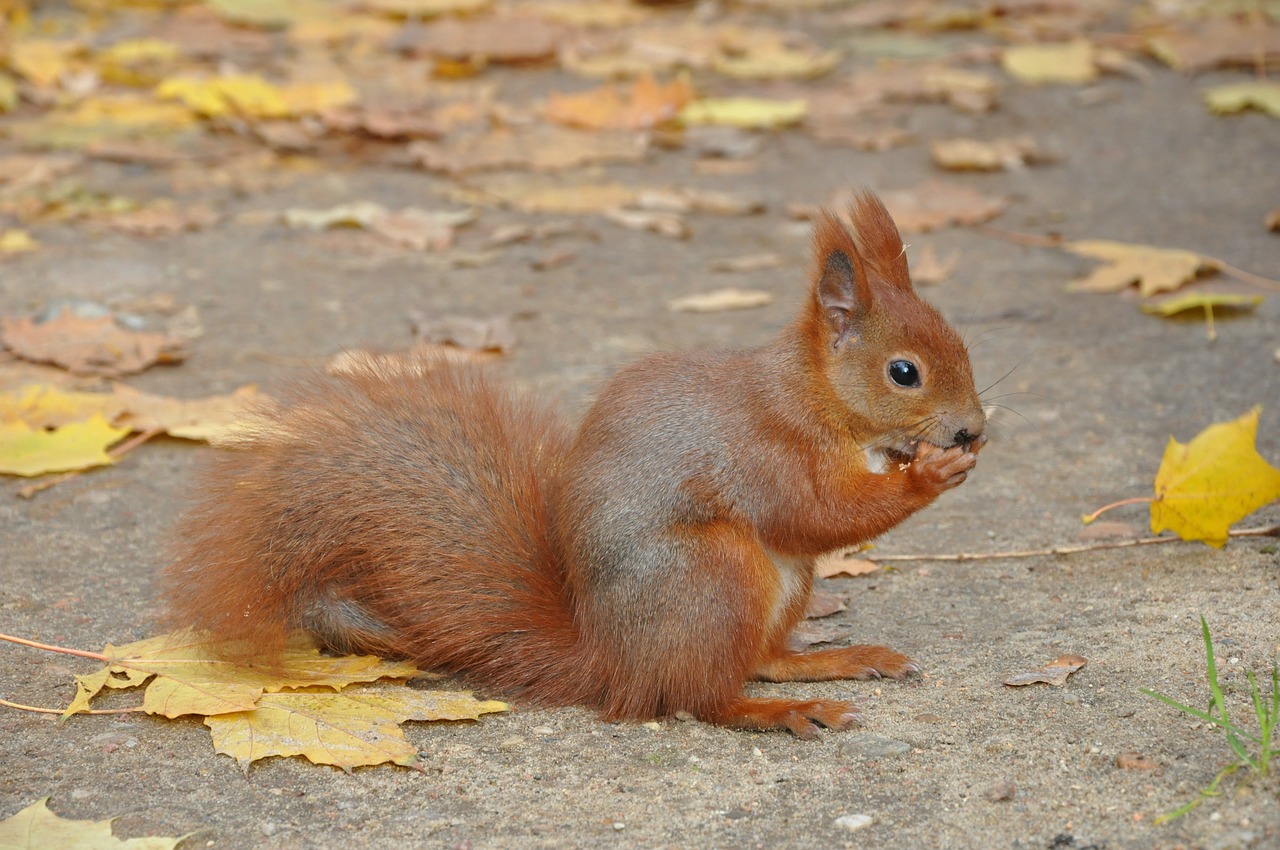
[806,192,985,466]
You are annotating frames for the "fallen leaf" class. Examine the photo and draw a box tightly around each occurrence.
[1146,19,1280,73]
[711,30,840,80]
[109,384,262,442]
[0,798,185,850]
[847,64,1002,113]
[1150,407,1280,548]
[679,97,807,129]
[3,95,199,151]
[815,553,880,578]
[878,181,1007,233]
[410,313,516,353]
[0,414,127,477]
[409,14,564,64]
[604,208,689,239]
[710,252,783,273]
[282,201,386,230]
[1141,293,1263,340]
[450,177,639,214]
[790,620,848,648]
[1064,240,1218,297]
[0,308,187,377]
[533,0,651,27]
[320,105,443,140]
[545,73,694,131]
[911,245,961,285]
[634,187,764,216]
[531,247,577,271]
[156,74,356,119]
[1267,208,1280,232]
[1003,654,1087,687]
[1203,82,1280,118]
[1002,40,1098,85]
[205,685,507,771]
[365,208,477,251]
[349,0,493,18]
[6,39,80,88]
[0,229,39,254]
[804,590,848,619]
[410,125,647,174]
[104,203,219,236]
[64,630,422,719]
[668,288,774,312]
[930,136,1049,171]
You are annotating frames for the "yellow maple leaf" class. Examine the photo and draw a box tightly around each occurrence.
[156,74,290,119]
[1151,407,1280,548]
[6,39,79,87]
[205,686,508,771]
[64,630,421,719]
[1141,292,1263,341]
[0,414,127,477]
[1065,239,1218,297]
[1203,81,1280,118]
[0,229,38,254]
[679,97,807,128]
[0,798,185,850]
[1001,40,1098,85]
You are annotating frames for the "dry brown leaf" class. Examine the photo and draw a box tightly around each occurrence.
[545,74,694,131]
[790,620,847,648]
[1146,19,1280,73]
[410,125,646,174]
[104,202,219,236]
[1003,654,1087,687]
[410,313,516,353]
[804,590,848,619]
[930,136,1049,172]
[710,252,783,273]
[815,552,879,578]
[409,14,564,64]
[531,248,577,271]
[879,182,1008,233]
[450,176,640,214]
[320,105,443,140]
[635,187,764,217]
[1268,208,1280,232]
[604,208,689,239]
[668,288,774,313]
[1,308,187,378]
[911,245,961,286]
[848,64,1001,113]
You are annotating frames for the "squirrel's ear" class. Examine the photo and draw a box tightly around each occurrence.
[813,213,873,351]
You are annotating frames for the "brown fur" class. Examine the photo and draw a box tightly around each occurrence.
[163,191,986,737]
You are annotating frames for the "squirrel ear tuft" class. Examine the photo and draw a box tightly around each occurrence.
[846,191,912,291]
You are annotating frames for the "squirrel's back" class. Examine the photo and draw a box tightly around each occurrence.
[164,354,592,704]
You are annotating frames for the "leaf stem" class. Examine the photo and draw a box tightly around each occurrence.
[864,524,1280,564]
[1081,496,1153,524]
[0,632,107,661]
[0,697,142,715]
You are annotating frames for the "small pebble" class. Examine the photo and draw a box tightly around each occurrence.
[612,822,626,831]
[834,814,873,832]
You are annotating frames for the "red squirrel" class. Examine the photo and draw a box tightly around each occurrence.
[163,191,985,738]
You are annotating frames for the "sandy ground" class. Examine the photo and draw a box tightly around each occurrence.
[2,6,1279,850]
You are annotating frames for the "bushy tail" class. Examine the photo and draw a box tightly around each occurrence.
[163,354,596,705]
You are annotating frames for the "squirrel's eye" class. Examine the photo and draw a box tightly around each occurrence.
[888,359,921,388]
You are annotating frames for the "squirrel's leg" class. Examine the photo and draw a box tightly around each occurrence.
[704,695,861,740]
[754,646,920,682]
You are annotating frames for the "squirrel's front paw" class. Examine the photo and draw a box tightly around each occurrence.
[910,442,977,492]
